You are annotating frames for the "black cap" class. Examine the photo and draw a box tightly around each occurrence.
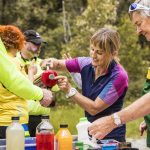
[24,30,45,45]
[60,124,68,128]
[41,115,49,119]
[11,116,19,120]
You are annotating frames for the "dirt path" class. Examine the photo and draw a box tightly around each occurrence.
[127,138,150,150]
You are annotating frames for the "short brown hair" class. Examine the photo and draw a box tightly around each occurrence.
[0,25,25,51]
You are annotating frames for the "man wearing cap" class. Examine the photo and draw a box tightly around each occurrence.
[15,30,58,137]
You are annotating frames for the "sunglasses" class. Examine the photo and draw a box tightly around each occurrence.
[129,3,150,12]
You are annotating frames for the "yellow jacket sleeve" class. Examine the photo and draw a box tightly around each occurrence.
[0,39,43,101]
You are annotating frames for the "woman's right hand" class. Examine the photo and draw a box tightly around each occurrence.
[139,121,147,136]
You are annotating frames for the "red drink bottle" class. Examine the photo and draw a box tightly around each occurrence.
[36,115,54,150]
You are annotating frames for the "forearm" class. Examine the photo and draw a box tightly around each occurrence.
[43,58,67,71]
[0,51,43,101]
[118,92,150,124]
[71,92,104,115]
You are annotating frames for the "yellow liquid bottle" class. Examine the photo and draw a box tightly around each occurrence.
[6,116,24,150]
[56,124,72,150]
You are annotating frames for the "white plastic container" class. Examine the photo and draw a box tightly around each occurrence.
[6,116,24,150]
[76,117,91,144]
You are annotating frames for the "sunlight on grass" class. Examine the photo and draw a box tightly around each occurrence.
[50,104,84,134]
[126,118,146,138]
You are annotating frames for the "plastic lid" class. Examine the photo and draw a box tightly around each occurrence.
[79,117,88,122]
[75,141,83,146]
[119,142,132,148]
[87,148,99,150]
[11,116,19,120]
[41,115,49,119]
[60,124,68,128]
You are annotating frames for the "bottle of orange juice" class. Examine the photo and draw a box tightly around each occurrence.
[55,124,72,150]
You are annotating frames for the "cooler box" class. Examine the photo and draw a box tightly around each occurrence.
[0,137,36,150]
[100,139,119,150]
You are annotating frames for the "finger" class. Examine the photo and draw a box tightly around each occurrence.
[88,125,97,135]
[63,54,67,59]
[55,75,67,80]
[93,132,105,140]
[140,129,144,136]
[66,53,72,59]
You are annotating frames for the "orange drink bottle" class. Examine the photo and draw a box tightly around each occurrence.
[55,124,72,150]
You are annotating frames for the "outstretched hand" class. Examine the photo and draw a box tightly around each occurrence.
[88,116,117,139]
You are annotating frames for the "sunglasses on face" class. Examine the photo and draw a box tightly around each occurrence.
[129,3,150,12]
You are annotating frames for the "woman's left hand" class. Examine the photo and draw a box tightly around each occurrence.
[54,75,71,93]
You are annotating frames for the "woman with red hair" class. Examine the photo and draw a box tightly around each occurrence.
[0,25,25,57]
[0,25,53,138]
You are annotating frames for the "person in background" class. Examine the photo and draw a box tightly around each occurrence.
[42,28,128,142]
[15,30,58,137]
[0,25,52,138]
[88,0,150,141]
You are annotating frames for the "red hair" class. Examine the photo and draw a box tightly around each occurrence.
[0,25,25,51]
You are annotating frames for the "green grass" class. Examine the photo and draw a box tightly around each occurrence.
[50,104,146,138]
[50,104,84,134]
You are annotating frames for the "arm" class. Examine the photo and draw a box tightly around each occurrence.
[0,50,43,101]
[55,70,127,115]
[89,92,150,139]
[41,58,67,71]
[55,75,109,115]
[70,92,109,115]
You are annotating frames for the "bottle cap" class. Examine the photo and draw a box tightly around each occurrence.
[79,117,88,122]
[87,148,99,150]
[75,141,83,146]
[41,115,49,119]
[11,116,19,120]
[147,67,150,79]
[60,124,68,128]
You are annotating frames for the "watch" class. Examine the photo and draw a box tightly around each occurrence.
[66,87,77,98]
[112,113,122,126]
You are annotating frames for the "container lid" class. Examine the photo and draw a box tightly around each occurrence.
[121,148,139,150]
[79,117,88,122]
[60,124,68,128]
[75,141,83,146]
[11,116,19,120]
[119,142,132,148]
[87,148,99,150]
[41,115,49,119]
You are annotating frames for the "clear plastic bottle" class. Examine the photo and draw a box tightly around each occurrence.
[55,124,72,150]
[76,117,91,144]
[6,116,24,150]
[36,115,54,150]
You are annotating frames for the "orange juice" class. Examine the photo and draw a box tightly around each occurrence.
[56,124,72,150]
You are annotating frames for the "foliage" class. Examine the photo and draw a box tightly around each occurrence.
[0,0,150,102]
[61,0,118,57]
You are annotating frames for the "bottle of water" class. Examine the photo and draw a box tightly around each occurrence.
[36,115,54,150]
[76,117,91,144]
[6,116,24,150]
